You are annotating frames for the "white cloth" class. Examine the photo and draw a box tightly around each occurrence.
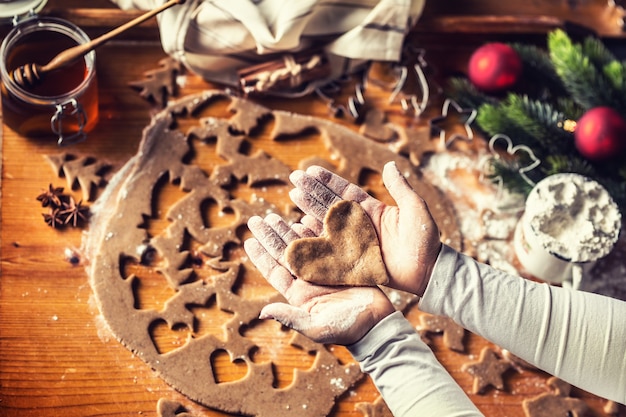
[349,244,626,416]
[109,0,426,95]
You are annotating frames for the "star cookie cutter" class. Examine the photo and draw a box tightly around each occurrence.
[430,98,477,148]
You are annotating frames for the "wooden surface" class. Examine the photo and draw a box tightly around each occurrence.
[0,2,624,417]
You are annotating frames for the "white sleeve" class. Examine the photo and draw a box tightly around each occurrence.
[419,244,626,404]
[347,311,484,417]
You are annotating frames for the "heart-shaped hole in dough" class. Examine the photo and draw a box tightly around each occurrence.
[285,200,388,286]
[210,349,249,384]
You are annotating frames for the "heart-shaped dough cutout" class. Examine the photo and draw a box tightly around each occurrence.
[286,200,388,286]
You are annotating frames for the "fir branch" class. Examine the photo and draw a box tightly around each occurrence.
[581,35,616,68]
[504,95,572,145]
[477,98,569,158]
[603,60,626,95]
[488,159,534,195]
[503,96,550,139]
[476,103,534,143]
[581,35,626,113]
[548,29,617,110]
[511,43,565,98]
[476,103,510,134]
[446,77,496,110]
[555,97,584,120]
[543,154,595,177]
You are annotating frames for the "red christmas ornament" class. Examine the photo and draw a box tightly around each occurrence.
[575,107,626,161]
[468,43,522,92]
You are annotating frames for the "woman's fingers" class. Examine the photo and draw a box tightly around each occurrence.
[259,302,311,330]
[292,222,317,238]
[382,161,423,211]
[300,214,323,236]
[244,238,294,294]
[305,165,371,203]
[246,212,321,295]
[289,187,328,221]
[247,213,300,261]
[290,166,378,222]
[247,215,287,261]
[265,212,301,245]
[290,169,342,209]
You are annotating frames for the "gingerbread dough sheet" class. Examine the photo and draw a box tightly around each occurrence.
[83,90,460,417]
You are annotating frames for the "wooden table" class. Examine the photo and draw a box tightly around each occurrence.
[0,2,623,416]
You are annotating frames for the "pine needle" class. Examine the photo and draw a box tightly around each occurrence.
[446,77,496,110]
[548,29,615,110]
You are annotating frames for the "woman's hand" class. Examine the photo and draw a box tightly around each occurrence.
[244,213,395,345]
[289,161,442,296]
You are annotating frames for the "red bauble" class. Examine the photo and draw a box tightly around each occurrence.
[575,107,626,161]
[468,43,522,92]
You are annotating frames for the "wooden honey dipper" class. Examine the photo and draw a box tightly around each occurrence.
[11,0,186,88]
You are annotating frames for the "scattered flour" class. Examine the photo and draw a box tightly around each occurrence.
[319,291,372,338]
[422,150,522,272]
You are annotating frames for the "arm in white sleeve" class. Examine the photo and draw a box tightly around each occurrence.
[419,244,626,404]
[348,311,484,417]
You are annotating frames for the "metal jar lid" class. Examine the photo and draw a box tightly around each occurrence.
[0,0,47,24]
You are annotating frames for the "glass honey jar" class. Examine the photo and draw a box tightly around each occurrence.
[0,2,98,146]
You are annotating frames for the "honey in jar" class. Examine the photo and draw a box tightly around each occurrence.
[0,16,98,145]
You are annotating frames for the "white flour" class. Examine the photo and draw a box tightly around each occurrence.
[524,173,621,263]
[422,151,523,271]
[317,290,372,340]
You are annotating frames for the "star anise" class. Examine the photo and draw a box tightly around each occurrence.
[59,196,89,227]
[43,208,63,228]
[36,184,65,208]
